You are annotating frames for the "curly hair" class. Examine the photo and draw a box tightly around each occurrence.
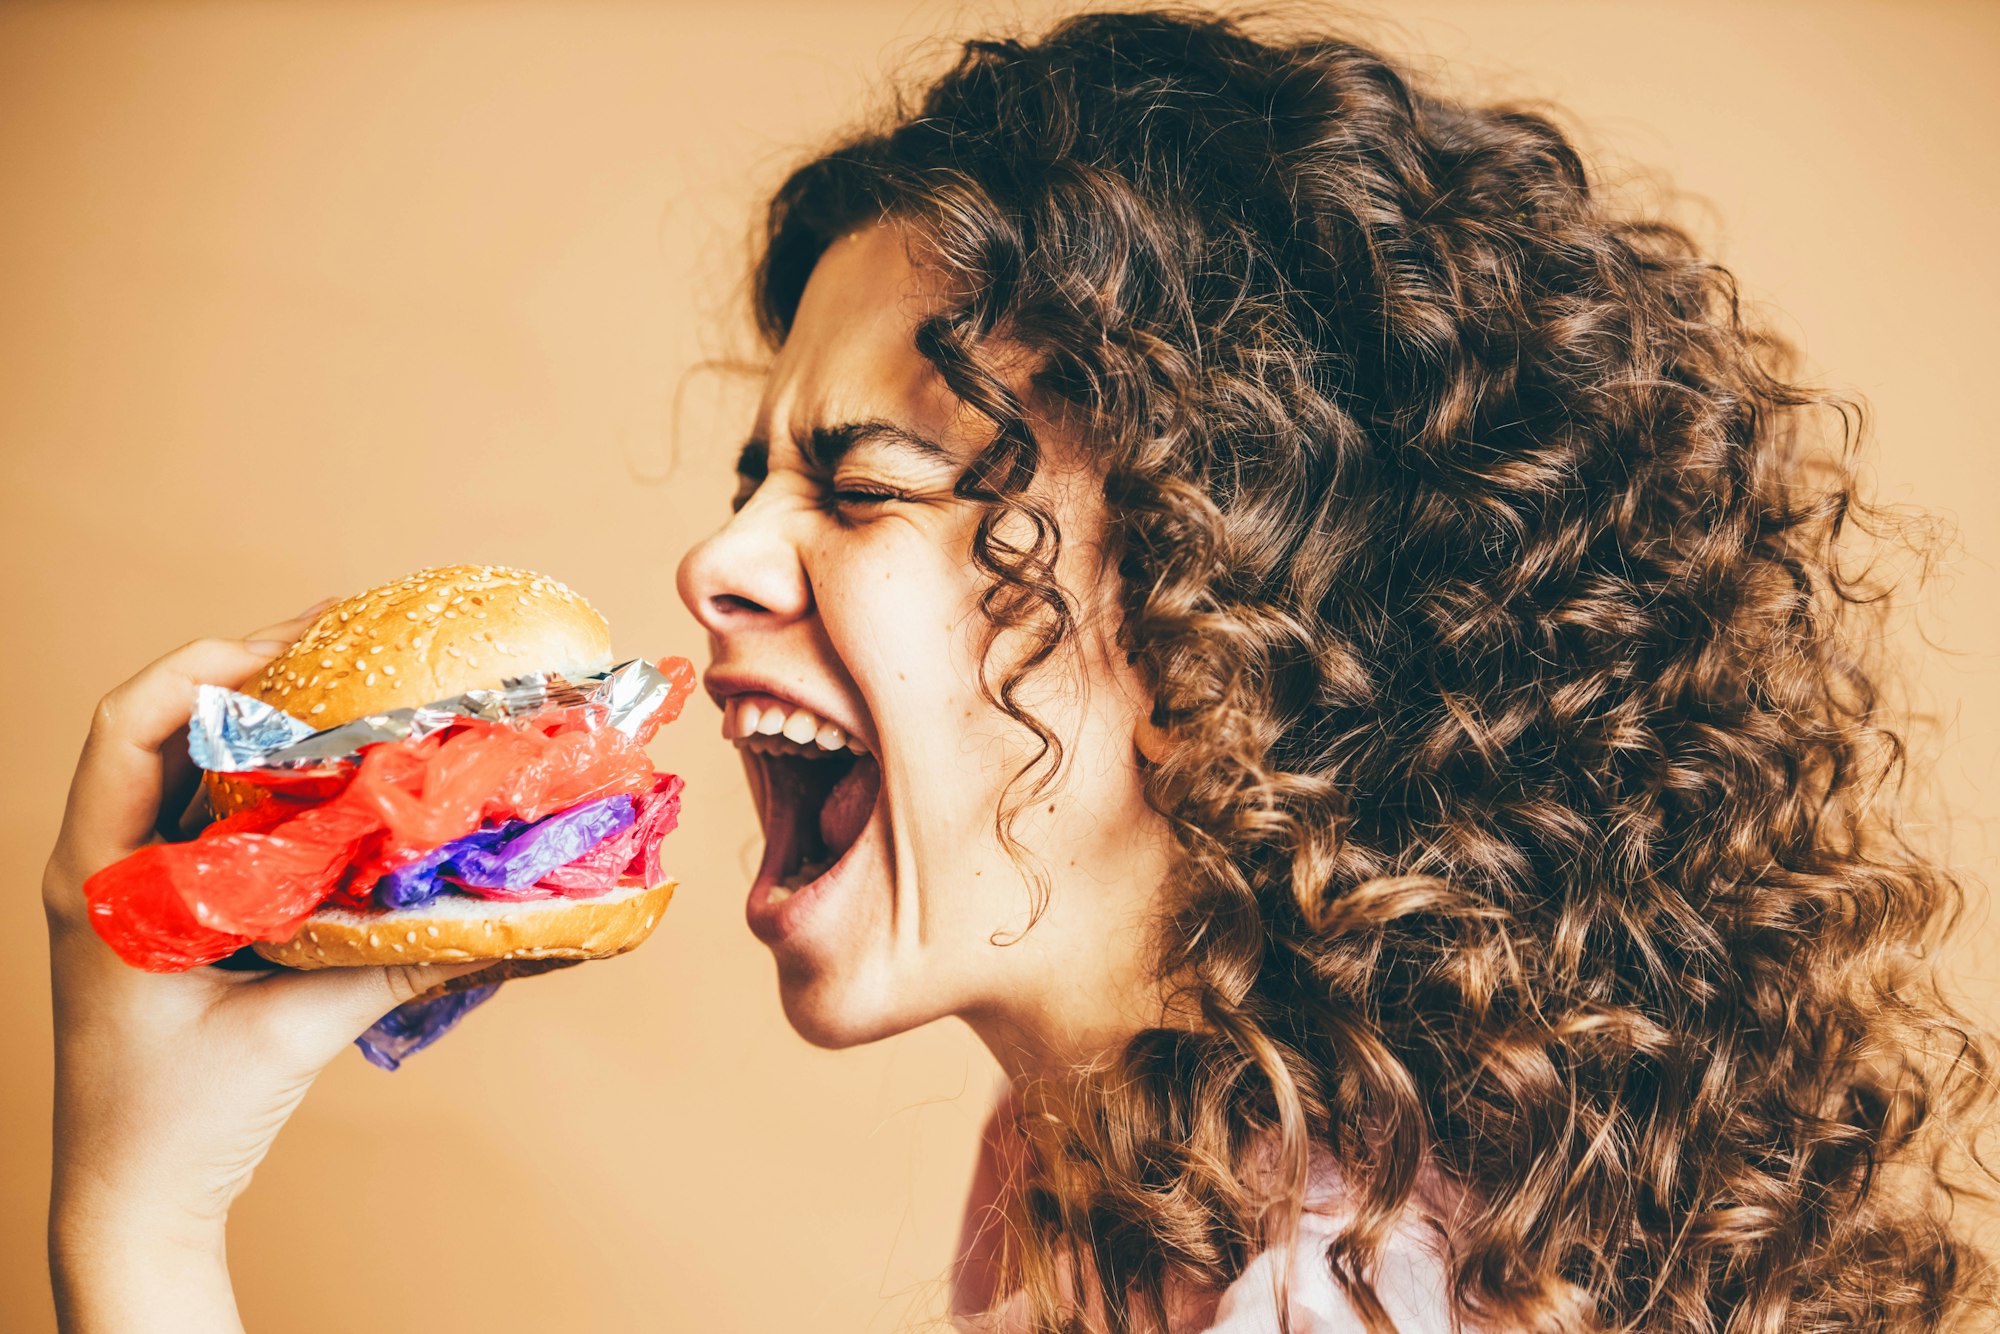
[747,7,1997,1331]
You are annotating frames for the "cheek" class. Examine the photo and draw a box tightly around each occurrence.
[816,531,1030,854]
[819,526,989,720]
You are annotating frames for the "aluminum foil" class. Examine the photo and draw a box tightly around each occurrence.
[189,657,675,774]
[189,687,316,767]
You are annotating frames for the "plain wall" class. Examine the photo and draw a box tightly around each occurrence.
[3,2,1995,1330]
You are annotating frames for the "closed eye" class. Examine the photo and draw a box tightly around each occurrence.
[830,486,912,506]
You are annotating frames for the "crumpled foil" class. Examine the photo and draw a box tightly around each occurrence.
[189,657,674,773]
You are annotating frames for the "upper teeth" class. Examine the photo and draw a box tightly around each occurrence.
[727,694,868,754]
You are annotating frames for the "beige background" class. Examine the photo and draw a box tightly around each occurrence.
[3,2,1996,1330]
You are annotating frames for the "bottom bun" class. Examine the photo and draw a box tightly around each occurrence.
[251,877,677,970]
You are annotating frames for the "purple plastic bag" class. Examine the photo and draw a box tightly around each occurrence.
[371,794,634,908]
[375,824,516,909]
[350,794,638,1069]
[447,795,636,894]
[355,983,501,1070]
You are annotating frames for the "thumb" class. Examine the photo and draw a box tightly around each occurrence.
[262,960,496,1059]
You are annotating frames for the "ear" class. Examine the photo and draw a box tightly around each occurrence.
[1117,643,1174,765]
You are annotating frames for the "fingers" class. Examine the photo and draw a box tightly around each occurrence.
[56,639,290,874]
[244,603,334,645]
[156,782,212,845]
[65,604,332,868]
[151,609,324,842]
[152,735,212,845]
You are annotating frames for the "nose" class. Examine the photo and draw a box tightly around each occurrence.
[676,498,813,636]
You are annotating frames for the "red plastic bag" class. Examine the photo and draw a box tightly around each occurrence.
[527,772,684,895]
[87,800,381,971]
[633,655,697,744]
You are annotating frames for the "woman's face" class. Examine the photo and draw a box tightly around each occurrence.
[676,220,1177,1071]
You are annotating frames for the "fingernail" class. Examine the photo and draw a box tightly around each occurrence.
[297,597,339,619]
[244,639,289,655]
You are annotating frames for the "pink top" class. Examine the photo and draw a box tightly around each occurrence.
[950,1093,1463,1334]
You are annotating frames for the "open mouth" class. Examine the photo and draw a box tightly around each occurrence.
[743,733,882,904]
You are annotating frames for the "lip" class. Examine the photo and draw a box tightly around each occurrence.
[741,748,886,947]
[703,667,876,753]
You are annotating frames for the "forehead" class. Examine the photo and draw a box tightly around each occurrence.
[756,220,965,450]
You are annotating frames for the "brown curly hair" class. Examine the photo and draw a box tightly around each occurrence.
[747,6,1997,1331]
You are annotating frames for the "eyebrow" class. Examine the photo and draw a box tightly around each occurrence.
[734,418,954,478]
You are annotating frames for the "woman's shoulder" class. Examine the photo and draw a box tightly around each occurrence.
[953,1094,1468,1334]
[1196,1142,1459,1334]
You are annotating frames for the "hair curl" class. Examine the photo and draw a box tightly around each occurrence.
[748,7,1997,1331]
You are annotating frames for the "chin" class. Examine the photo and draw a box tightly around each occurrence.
[773,963,937,1050]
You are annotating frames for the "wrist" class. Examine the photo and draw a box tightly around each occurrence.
[50,1199,239,1334]
[52,1194,226,1253]
[51,1173,230,1259]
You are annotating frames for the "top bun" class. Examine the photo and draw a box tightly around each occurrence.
[207,564,613,819]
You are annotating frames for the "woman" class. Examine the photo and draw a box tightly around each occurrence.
[44,8,1996,1332]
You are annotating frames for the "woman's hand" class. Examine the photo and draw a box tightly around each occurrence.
[44,610,486,1333]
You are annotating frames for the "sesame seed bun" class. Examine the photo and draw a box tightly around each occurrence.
[250,877,676,970]
[206,564,613,820]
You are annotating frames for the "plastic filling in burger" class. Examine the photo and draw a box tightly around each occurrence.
[84,565,694,994]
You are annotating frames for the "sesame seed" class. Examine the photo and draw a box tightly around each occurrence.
[365,672,377,685]
[427,925,440,937]
[405,931,417,943]
[425,602,443,613]
[370,644,385,653]
[405,611,419,620]
[338,610,350,621]
[319,657,333,668]
[382,664,396,675]
[392,943,405,953]
[368,933,381,946]
[310,703,326,714]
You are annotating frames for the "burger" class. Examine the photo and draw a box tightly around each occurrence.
[85,564,694,997]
